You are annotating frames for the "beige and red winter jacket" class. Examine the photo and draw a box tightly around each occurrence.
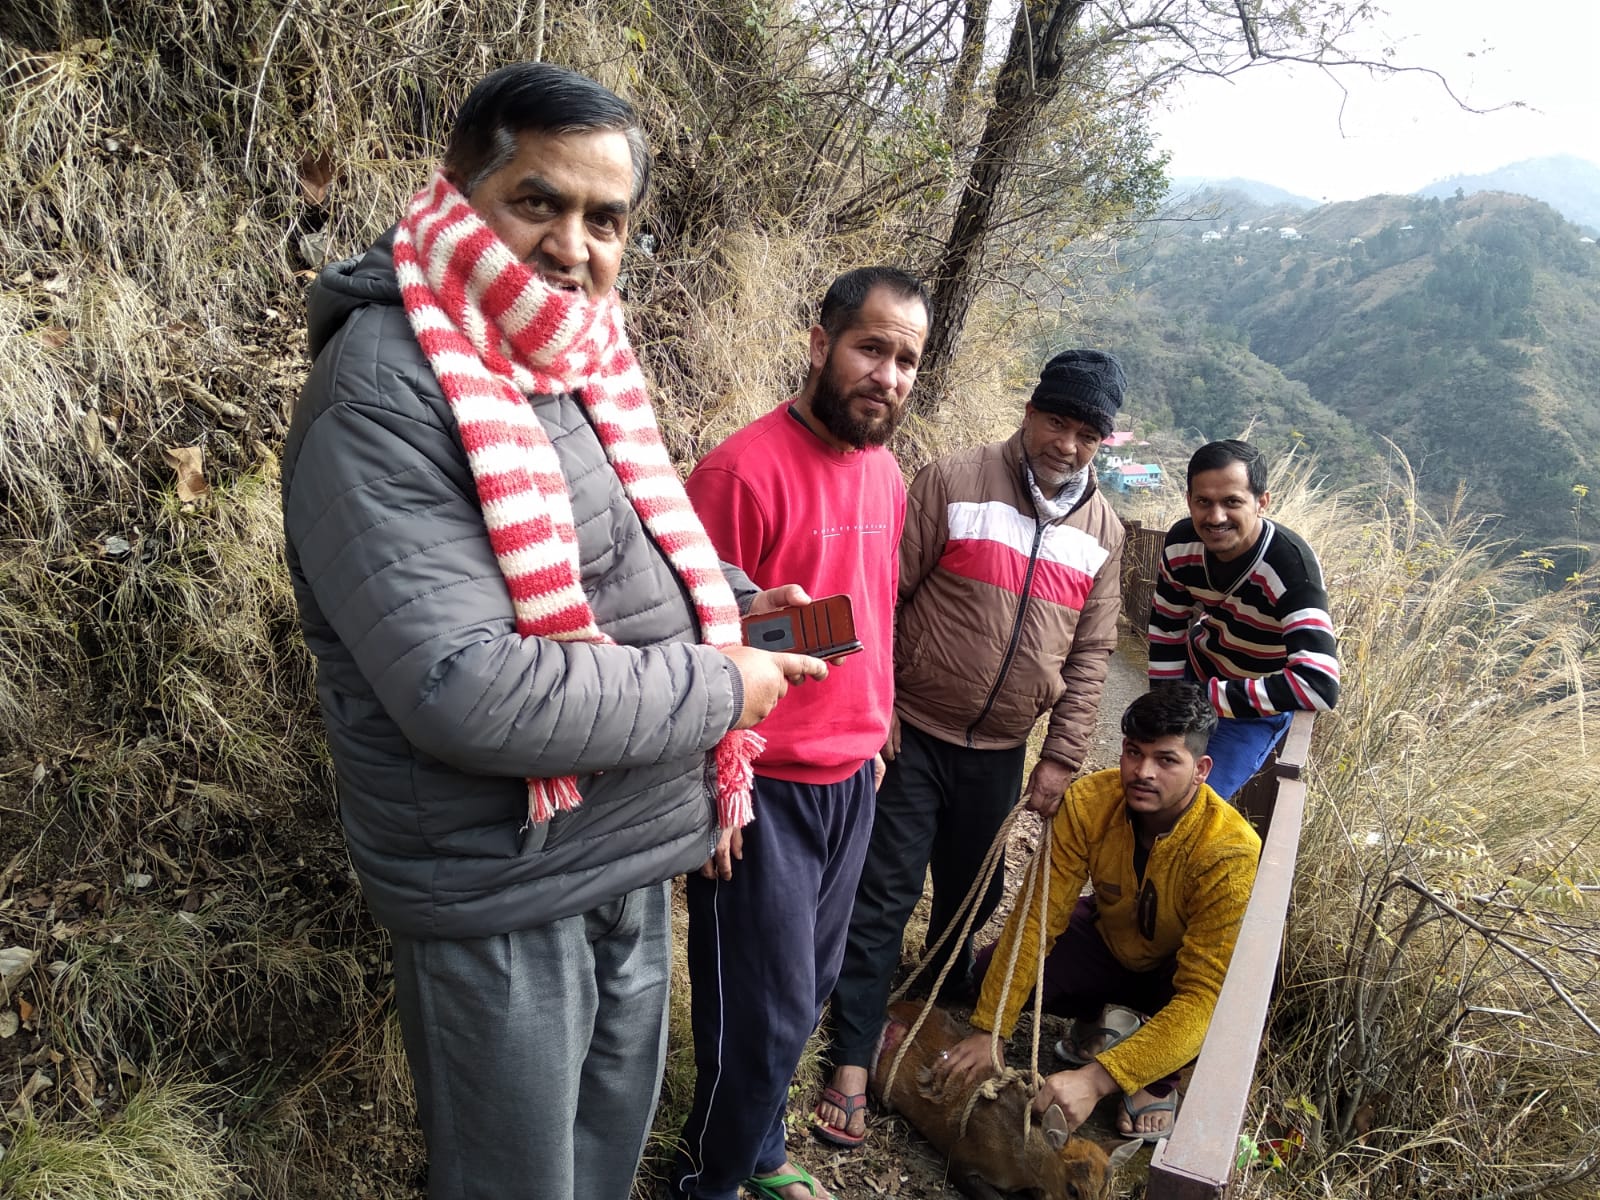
[894,430,1124,768]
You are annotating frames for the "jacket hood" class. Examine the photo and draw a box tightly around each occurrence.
[306,227,402,360]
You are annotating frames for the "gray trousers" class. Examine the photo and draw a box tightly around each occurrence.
[390,881,672,1200]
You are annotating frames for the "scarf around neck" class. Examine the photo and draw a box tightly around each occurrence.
[392,170,763,829]
[1024,457,1089,520]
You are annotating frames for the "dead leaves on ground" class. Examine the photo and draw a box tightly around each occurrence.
[163,444,210,505]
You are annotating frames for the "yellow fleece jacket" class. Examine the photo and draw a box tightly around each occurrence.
[971,768,1261,1094]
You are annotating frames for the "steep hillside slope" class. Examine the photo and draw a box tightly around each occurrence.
[1120,191,1600,553]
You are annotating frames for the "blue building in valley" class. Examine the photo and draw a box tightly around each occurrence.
[1104,461,1164,494]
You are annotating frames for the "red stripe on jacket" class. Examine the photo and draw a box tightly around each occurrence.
[940,538,1097,611]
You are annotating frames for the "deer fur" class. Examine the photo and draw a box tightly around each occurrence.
[870,1001,1139,1200]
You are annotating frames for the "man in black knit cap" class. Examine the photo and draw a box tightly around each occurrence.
[813,349,1126,1149]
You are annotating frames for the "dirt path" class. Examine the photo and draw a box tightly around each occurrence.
[1081,631,1150,774]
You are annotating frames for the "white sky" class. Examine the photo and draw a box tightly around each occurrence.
[1152,0,1600,202]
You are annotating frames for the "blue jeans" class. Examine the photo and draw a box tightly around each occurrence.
[390,881,671,1200]
[1205,711,1293,799]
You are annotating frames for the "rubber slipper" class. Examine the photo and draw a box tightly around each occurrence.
[1053,1007,1144,1065]
[1119,1090,1179,1142]
[744,1163,825,1199]
[810,1085,868,1148]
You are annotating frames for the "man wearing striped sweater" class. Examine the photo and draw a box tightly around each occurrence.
[1148,439,1340,798]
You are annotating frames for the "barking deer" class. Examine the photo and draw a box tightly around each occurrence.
[870,1001,1139,1200]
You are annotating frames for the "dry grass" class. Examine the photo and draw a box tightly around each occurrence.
[1230,461,1600,1199]
[0,1079,236,1199]
[2,3,1594,1199]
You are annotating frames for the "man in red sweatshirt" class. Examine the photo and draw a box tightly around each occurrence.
[671,267,931,1200]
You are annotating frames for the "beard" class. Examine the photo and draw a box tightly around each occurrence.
[810,356,903,449]
[1026,451,1089,495]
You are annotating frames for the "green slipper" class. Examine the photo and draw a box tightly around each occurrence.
[743,1164,825,1199]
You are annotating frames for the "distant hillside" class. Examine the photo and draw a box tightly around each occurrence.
[1149,183,1320,246]
[1071,296,1385,489]
[1416,154,1600,234]
[1169,176,1319,210]
[1108,190,1600,557]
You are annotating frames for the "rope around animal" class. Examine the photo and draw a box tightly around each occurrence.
[877,793,1062,1142]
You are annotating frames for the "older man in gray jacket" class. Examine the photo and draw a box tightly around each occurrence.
[281,64,823,1200]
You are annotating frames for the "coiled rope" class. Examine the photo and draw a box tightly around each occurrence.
[877,791,1060,1142]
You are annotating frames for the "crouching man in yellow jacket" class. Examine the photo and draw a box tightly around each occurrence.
[936,684,1260,1141]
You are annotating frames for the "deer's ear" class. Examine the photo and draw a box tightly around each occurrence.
[1107,1138,1145,1169]
[1043,1103,1071,1151]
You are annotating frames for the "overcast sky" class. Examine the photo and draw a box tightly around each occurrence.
[1152,0,1600,203]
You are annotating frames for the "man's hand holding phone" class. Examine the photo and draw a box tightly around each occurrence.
[722,645,828,729]
[710,585,828,880]
[747,584,812,616]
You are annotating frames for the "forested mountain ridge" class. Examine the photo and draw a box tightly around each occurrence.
[1099,190,1600,556]
[1417,154,1600,233]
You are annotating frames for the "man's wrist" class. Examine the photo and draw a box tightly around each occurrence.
[1072,1060,1121,1099]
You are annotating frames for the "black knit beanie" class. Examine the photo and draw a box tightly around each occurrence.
[1030,349,1126,437]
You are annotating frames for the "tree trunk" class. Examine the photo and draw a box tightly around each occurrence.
[941,0,992,136]
[916,0,1088,417]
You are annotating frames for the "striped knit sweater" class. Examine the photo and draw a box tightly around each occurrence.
[1148,518,1339,717]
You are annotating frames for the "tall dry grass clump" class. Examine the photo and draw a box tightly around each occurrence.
[1219,463,1600,1199]
[0,1079,236,1199]
[0,1,1049,1193]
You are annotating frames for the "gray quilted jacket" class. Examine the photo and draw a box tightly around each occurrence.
[282,231,751,939]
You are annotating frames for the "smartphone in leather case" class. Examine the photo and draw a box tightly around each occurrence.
[741,593,863,661]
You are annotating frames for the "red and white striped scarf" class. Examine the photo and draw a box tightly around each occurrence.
[393,171,762,828]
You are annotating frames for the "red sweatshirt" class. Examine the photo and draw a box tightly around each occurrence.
[687,401,905,784]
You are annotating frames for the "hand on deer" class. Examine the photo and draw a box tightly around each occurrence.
[1032,1061,1120,1132]
[878,1002,1118,1200]
[935,1031,1003,1096]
